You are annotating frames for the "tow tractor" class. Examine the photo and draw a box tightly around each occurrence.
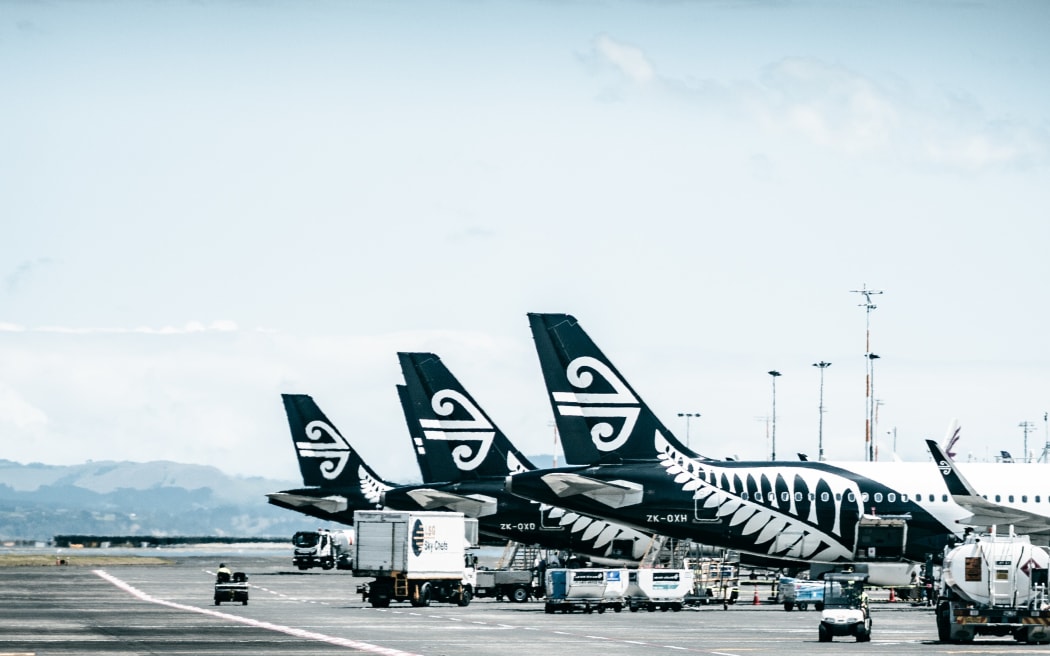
[818,573,871,642]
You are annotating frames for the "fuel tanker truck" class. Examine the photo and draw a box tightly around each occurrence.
[937,528,1050,644]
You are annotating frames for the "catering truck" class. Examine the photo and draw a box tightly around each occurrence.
[353,510,478,608]
[292,528,354,571]
[937,529,1050,644]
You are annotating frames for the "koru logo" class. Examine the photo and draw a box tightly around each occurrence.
[552,356,640,452]
[418,389,495,471]
[295,420,351,481]
[937,459,952,476]
[411,519,425,557]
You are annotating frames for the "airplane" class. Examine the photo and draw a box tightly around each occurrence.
[504,312,1048,584]
[269,388,655,565]
[927,438,1050,538]
[266,394,393,524]
[385,352,656,564]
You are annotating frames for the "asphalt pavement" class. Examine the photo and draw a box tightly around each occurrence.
[0,553,1029,656]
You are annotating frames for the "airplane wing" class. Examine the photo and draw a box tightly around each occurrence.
[404,489,498,517]
[266,492,349,514]
[926,439,1050,535]
[539,472,643,508]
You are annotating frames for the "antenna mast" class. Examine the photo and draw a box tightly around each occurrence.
[851,284,883,461]
[1020,420,1036,463]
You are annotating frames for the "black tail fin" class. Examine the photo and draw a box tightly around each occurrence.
[397,384,440,484]
[527,313,700,464]
[281,394,391,490]
[397,352,534,482]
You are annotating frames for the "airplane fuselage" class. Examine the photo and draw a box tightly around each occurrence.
[381,478,653,563]
[503,451,1027,565]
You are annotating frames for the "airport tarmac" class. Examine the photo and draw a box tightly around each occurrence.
[0,553,1039,656]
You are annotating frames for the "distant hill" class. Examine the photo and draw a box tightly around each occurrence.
[0,459,306,542]
[0,455,559,542]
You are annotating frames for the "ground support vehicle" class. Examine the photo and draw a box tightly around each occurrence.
[626,569,693,612]
[818,573,872,642]
[936,530,1050,644]
[353,510,478,608]
[688,556,739,606]
[780,576,824,611]
[474,569,543,602]
[292,528,354,571]
[544,568,625,614]
[214,571,249,606]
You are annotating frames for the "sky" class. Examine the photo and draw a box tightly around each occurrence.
[2,0,1049,483]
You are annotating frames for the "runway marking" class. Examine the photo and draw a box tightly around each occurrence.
[93,570,422,656]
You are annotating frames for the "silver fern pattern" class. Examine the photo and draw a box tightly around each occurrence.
[358,465,392,506]
[654,432,860,561]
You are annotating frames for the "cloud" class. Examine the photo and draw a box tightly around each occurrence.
[0,386,47,429]
[0,320,241,335]
[583,38,1048,172]
[592,34,655,84]
[5,257,52,294]
[757,57,900,154]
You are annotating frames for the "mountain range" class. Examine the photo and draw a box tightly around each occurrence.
[0,459,309,542]
[0,455,559,543]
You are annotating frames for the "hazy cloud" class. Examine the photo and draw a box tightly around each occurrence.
[592,34,655,84]
[0,386,47,429]
[0,321,240,335]
[5,257,52,294]
[585,40,1048,171]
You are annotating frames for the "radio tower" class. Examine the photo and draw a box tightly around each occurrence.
[851,284,883,461]
[1020,420,1036,463]
[1040,412,1050,463]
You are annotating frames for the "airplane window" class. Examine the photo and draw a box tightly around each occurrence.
[889,493,897,502]
[929,494,935,502]
[741,492,749,501]
[874,493,883,503]
[808,493,815,501]
[995,495,1001,502]
[846,492,855,502]
[861,492,869,503]
[1022,495,1028,503]
[1037,495,1042,503]
[942,494,948,502]
[821,492,830,502]
[795,492,803,502]
[1009,495,1015,503]
[781,492,789,502]
[835,493,842,501]
[768,492,776,502]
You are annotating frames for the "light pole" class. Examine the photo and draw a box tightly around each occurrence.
[866,353,880,461]
[768,371,781,461]
[812,361,831,461]
[852,284,883,462]
[677,412,701,449]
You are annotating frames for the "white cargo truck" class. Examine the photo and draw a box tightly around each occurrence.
[544,568,625,614]
[626,569,694,612]
[936,529,1050,644]
[353,510,478,608]
[292,528,354,571]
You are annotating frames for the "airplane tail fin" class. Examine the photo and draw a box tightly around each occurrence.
[527,313,701,464]
[397,352,534,482]
[926,436,980,497]
[943,419,961,460]
[281,394,390,490]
